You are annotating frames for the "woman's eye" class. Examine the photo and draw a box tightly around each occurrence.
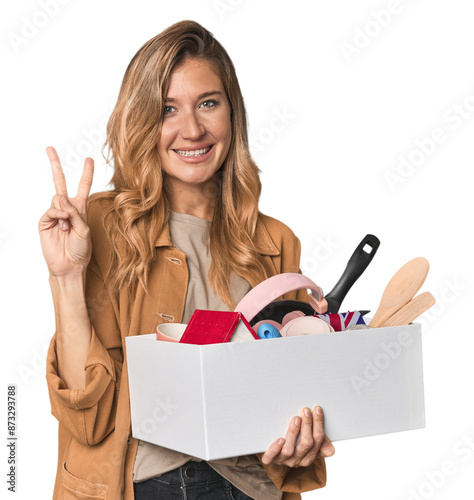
[200,99,219,109]
[164,105,175,115]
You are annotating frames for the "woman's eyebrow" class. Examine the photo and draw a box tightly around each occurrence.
[198,90,222,99]
[165,90,222,103]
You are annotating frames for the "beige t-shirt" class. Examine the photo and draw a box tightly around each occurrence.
[133,212,281,500]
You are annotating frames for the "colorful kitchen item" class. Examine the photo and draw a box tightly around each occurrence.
[250,300,315,327]
[369,257,430,328]
[281,310,306,326]
[315,311,366,332]
[179,310,258,345]
[323,234,380,313]
[257,323,282,339]
[234,273,323,324]
[252,319,282,334]
[156,323,187,342]
[381,292,435,327]
[280,316,334,337]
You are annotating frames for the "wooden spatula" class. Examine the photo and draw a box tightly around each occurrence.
[369,257,430,328]
[380,291,435,327]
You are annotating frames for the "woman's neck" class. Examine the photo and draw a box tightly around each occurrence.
[171,200,214,220]
[167,177,218,221]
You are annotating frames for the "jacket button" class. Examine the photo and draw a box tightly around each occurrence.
[185,466,195,478]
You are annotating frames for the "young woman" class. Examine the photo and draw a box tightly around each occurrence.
[40,20,334,500]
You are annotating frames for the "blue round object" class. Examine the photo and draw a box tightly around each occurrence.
[257,323,282,340]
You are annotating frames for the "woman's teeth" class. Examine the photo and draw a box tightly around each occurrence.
[174,147,211,157]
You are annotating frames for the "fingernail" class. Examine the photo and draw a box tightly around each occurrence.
[61,196,70,206]
[315,406,323,416]
[294,416,302,427]
[277,438,285,446]
[304,408,311,418]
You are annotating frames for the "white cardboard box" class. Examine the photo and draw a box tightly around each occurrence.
[125,324,425,460]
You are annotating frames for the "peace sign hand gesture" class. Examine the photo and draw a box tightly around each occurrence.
[39,146,94,278]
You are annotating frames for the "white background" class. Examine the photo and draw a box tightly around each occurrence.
[2,0,473,498]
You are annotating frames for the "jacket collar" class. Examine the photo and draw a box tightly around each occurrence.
[253,218,280,256]
[154,224,173,248]
[154,216,280,257]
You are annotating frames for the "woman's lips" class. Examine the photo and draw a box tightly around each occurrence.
[174,145,212,157]
[172,145,215,162]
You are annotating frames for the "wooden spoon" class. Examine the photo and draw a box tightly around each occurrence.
[380,291,435,327]
[369,257,430,328]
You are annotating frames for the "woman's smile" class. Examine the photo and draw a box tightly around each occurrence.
[172,144,215,160]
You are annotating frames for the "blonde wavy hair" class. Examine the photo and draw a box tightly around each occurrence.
[91,20,269,307]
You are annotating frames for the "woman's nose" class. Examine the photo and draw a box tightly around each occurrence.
[179,111,205,140]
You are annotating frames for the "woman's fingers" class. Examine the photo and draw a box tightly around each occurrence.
[39,207,71,230]
[317,435,336,458]
[265,413,307,467]
[46,146,68,197]
[313,406,335,458]
[58,196,90,236]
[40,201,85,234]
[294,408,317,466]
[76,156,94,201]
[261,406,335,468]
[46,147,94,218]
[280,415,302,461]
[40,148,93,276]
[286,407,325,467]
[261,438,285,465]
[311,406,325,444]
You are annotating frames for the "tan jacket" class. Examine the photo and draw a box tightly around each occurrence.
[46,198,327,499]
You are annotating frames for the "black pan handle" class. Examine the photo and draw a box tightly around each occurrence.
[325,234,380,313]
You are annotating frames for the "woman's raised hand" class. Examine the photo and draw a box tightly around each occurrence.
[39,146,94,278]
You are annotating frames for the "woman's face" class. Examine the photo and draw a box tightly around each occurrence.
[158,57,232,192]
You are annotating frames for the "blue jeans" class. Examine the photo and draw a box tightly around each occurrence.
[133,461,254,499]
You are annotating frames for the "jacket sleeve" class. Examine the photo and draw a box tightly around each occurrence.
[45,251,123,446]
[258,456,327,494]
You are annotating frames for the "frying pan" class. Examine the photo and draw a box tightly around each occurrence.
[324,234,380,313]
[249,234,379,326]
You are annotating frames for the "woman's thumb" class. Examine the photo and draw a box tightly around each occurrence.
[59,196,85,228]
[59,195,70,208]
